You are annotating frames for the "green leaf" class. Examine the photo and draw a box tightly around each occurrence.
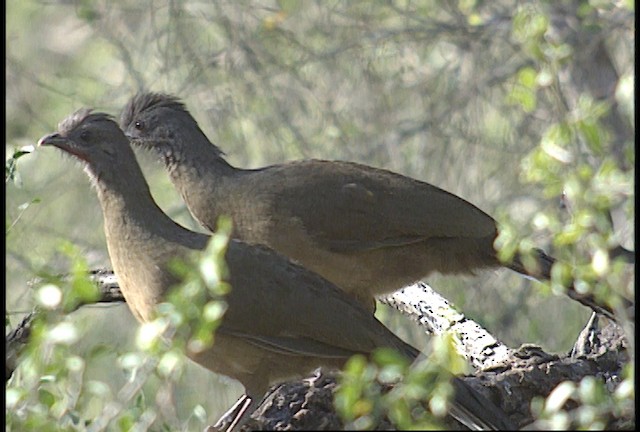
[518,67,538,89]
[506,86,537,113]
[38,388,56,408]
[5,145,34,184]
[577,121,603,155]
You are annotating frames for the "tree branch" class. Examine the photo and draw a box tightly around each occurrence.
[379,283,514,369]
[243,282,631,429]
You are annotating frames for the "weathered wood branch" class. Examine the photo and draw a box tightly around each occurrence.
[245,283,632,430]
[379,283,514,369]
[244,323,631,430]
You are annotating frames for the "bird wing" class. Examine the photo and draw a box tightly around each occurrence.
[143,226,414,359]
[218,241,419,360]
[258,160,497,253]
[216,329,363,358]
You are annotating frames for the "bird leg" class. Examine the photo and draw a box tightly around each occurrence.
[222,384,291,431]
[209,394,254,432]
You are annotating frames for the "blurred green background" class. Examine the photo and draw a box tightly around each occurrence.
[6,0,634,429]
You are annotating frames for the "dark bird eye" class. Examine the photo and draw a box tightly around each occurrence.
[134,121,144,130]
[80,130,90,141]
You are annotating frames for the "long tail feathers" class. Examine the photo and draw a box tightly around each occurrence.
[508,248,633,322]
[449,377,516,431]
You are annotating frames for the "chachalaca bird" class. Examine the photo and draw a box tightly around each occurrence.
[120,92,625,319]
[38,109,515,431]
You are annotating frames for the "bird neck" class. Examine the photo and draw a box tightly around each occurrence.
[164,132,238,194]
[93,160,186,243]
[168,147,235,179]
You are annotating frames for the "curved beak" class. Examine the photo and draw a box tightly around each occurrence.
[38,132,90,162]
[37,132,66,148]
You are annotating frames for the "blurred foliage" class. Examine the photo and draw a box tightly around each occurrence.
[529,365,635,429]
[161,216,233,357]
[495,1,635,312]
[5,145,34,186]
[336,335,468,430]
[6,0,634,430]
[7,218,232,431]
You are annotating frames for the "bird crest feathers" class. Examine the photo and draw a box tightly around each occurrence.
[58,108,115,135]
[120,92,188,128]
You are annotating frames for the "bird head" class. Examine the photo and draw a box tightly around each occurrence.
[120,92,188,154]
[120,92,224,165]
[38,109,134,182]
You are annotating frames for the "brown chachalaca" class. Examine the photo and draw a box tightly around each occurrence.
[38,109,515,431]
[120,92,626,319]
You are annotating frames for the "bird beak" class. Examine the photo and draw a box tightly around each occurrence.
[123,131,140,145]
[38,133,90,162]
[37,132,66,148]
[124,131,142,143]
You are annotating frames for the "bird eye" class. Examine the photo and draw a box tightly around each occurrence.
[134,121,144,130]
[80,130,90,141]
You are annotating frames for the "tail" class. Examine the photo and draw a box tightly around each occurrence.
[396,343,513,430]
[507,248,554,280]
[449,377,516,430]
[507,248,633,321]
